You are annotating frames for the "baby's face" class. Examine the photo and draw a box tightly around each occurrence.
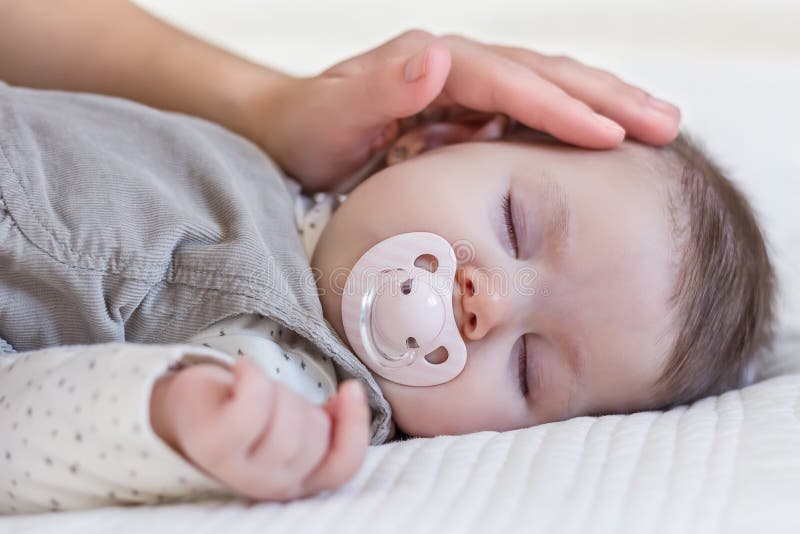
[312,141,677,437]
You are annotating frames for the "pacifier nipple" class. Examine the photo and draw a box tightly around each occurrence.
[371,275,445,359]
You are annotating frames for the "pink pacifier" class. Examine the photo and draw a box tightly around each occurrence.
[341,232,467,386]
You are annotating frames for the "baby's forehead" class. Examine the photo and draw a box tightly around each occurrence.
[495,136,675,186]
[504,131,671,168]
[496,136,684,268]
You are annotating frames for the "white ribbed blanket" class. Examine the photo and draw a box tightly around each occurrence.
[5,368,800,534]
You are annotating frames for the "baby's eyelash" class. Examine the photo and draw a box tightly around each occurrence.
[518,335,529,397]
[502,191,519,258]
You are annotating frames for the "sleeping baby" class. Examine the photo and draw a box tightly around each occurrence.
[189,108,775,445]
[0,88,774,512]
[312,112,776,437]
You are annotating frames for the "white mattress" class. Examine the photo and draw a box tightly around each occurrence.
[4,370,800,533]
[3,0,799,532]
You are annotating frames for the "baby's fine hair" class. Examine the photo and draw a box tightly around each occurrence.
[653,134,775,407]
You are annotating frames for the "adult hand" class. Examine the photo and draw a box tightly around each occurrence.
[250,30,681,191]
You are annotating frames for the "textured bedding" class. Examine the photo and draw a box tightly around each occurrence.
[4,365,800,534]
[2,0,799,532]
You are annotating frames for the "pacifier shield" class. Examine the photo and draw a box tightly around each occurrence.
[341,232,467,386]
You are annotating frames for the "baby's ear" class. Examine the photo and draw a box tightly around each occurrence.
[386,114,509,166]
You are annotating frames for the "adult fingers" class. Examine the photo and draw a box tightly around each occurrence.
[320,29,452,126]
[489,44,681,145]
[441,34,625,148]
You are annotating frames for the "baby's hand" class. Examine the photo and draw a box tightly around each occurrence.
[149,356,370,501]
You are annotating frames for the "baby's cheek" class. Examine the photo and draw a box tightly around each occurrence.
[375,379,425,436]
[379,379,473,437]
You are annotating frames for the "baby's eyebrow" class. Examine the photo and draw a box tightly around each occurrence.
[541,177,571,259]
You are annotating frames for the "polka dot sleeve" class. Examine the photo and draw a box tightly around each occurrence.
[0,342,239,515]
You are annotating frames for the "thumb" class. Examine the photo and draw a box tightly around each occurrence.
[332,38,452,125]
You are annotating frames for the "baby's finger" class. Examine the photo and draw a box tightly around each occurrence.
[241,384,331,500]
[442,35,625,149]
[162,363,235,460]
[489,44,680,146]
[302,380,371,493]
[213,357,276,464]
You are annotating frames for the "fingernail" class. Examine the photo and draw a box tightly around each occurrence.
[647,95,681,117]
[594,113,625,138]
[404,47,429,83]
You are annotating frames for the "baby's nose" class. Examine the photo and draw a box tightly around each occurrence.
[455,265,510,341]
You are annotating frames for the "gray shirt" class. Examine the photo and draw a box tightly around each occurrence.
[0,81,393,444]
